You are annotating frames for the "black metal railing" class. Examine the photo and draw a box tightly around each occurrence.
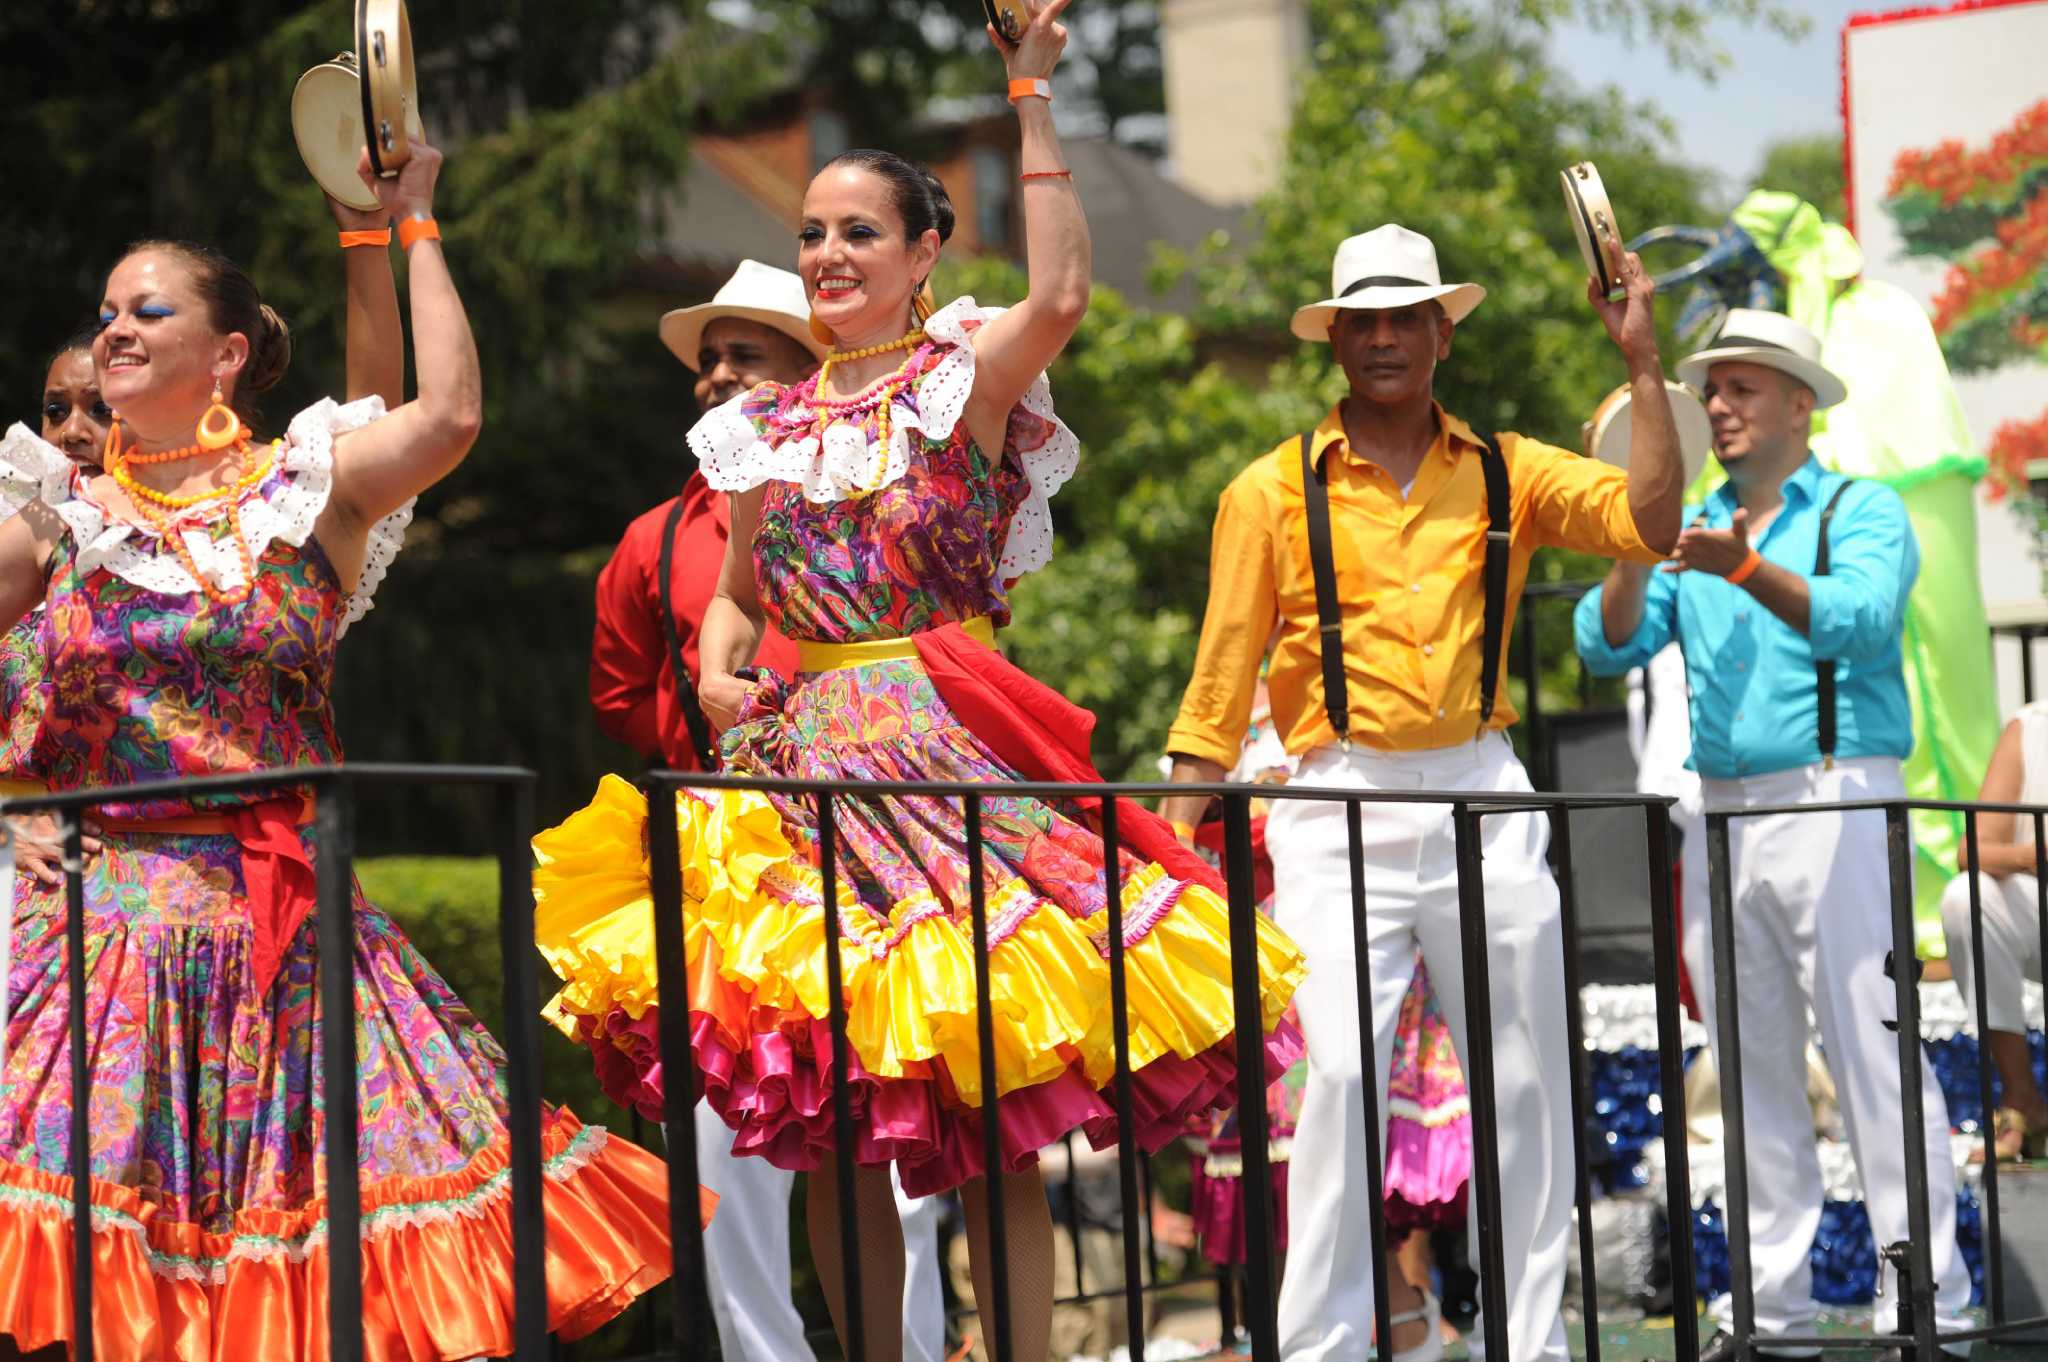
[3,764,545,1362]
[642,771,1698,1362]
[1704,795,2048,1362]
[10,763,1693,1362]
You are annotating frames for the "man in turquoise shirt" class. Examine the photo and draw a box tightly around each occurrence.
[1574,310,1968,1359]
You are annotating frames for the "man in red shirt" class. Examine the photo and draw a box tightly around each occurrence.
[590,260,817,768]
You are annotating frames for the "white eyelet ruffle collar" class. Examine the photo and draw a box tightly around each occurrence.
[687,295,1080,581]
[0,396,413,636]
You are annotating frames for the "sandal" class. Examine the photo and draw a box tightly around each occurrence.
[1390,1288,1446,1362]
[1992,1107,2048,1163]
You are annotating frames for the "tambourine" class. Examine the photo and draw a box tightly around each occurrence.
[1561,161,1626,302]
[1581,379,1714,487]
[982,0,1029,42]
[357,0,419,179]
[291,55,384,211]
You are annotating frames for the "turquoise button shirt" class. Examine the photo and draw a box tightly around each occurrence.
[1573,458,1919,779]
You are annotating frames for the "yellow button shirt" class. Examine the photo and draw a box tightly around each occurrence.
[1165,403,1663,766]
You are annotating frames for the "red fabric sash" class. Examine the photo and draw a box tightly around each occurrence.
[230,799,319,995]
[911,624,1226,895]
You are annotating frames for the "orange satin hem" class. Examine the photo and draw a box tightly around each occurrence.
[0,1110,708,1362]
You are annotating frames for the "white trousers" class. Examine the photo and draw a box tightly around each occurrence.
[686,1102,947,1362]
[1685,758,1971,1342]
[1940,870,2044,1035]
[1267,734,1572,1362]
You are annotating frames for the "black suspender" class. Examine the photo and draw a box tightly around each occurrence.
[1300,433,1352,745]
[656,496,719,771]
[1299,428,1513,745]
[1474,433,1512,726]
[1813,479,1854,770]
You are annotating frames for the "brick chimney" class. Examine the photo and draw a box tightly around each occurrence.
[1158,0,1308,206]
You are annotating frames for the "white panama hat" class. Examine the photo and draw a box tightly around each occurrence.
[1675,308,1848,410]
[1290,224,1488,341]
[659,260,829,372]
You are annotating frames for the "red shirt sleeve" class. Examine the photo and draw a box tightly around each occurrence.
[589,506,672,763]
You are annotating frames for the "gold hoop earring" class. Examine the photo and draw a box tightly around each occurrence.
[912,281,935,325]
[196,383,243,451]
[809,311,836,347]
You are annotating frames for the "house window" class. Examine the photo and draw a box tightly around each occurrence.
[972,145,1014,252]
[810,110,849,171]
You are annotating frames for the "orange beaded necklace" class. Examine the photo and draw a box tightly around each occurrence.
[102,419,277,607]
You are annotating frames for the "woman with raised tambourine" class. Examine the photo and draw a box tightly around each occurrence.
[532,1,1306,1358]
[0,118,684,1360]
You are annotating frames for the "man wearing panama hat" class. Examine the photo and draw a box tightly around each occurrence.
[1162,223,1685,1362]
[589,258,946,1362]
[1576,309,1971,1359]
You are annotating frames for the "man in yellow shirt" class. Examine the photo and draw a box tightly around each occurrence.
[1160,224,1683,1362]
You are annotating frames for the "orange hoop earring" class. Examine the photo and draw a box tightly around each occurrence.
[809,311,836,347]
[196,384,242,452]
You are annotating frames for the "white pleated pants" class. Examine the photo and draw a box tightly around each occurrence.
[1685,757,1972,1344]
[1266,733,1573,1362]
[685,1101,947,1362]
[1940,869,2044,1035]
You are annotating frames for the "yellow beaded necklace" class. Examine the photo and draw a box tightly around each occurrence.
[815,327,925,395]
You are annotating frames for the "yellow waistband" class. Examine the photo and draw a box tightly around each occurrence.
[797,616,996,672]
[0,777,46,801]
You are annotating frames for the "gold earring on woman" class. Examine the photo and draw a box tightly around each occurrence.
[197,382,243,451]
[810,311,836,347]
[912,280,936,325]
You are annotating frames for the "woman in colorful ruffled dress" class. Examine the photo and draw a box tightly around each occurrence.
[0,140,677,1362]
[6,189,406,889]
[531,3,1304,1358]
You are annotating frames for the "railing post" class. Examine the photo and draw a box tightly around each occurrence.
[819,792,869,1362]
[1551,806,1602,1362]
[495,776,549,1361]
[964,792,1009,1362]
[649,777,709,1362]
[64,812,94,1362]
[1098,798,1147,1361]
[1706,810,1753,1359]
[1223,791,1280,1362]
[1644,807,1700,1362]
[1451,803,1510,1362]
[1343,797,1393,1362]
[315,777,365,1362]
[1884,803,1937,1362]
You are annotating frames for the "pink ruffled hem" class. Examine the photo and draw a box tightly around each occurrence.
[575,1005,1304,1198]
[1384,1113,1473,1214]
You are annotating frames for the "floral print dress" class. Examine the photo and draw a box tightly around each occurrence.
[0,399,675,1362]
[534,299,1306,1197]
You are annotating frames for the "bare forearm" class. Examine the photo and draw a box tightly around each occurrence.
[699,592,763,681]
[1623,356,1682,555]
[1160,756,1227,829]
[342,247,404,409]
[1740,559,1811,636]
[1600,561,1652,647]
[403,240,482,449]
[1015,101,1090,324]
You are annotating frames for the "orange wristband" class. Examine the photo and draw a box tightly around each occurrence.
[397,215,441,251]
[1725,547,1764,586]
[1008,77,1052,103]
[337,229,391,249]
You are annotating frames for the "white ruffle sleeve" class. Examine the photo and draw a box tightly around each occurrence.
[0,397,414,636]
[688,296,1080,580]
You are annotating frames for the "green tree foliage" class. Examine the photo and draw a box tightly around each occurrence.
[993,0,1719,780]
[1754,133,1847,222]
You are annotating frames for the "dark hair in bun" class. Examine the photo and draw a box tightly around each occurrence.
[116,239,295,428]
[823,149,956,247]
